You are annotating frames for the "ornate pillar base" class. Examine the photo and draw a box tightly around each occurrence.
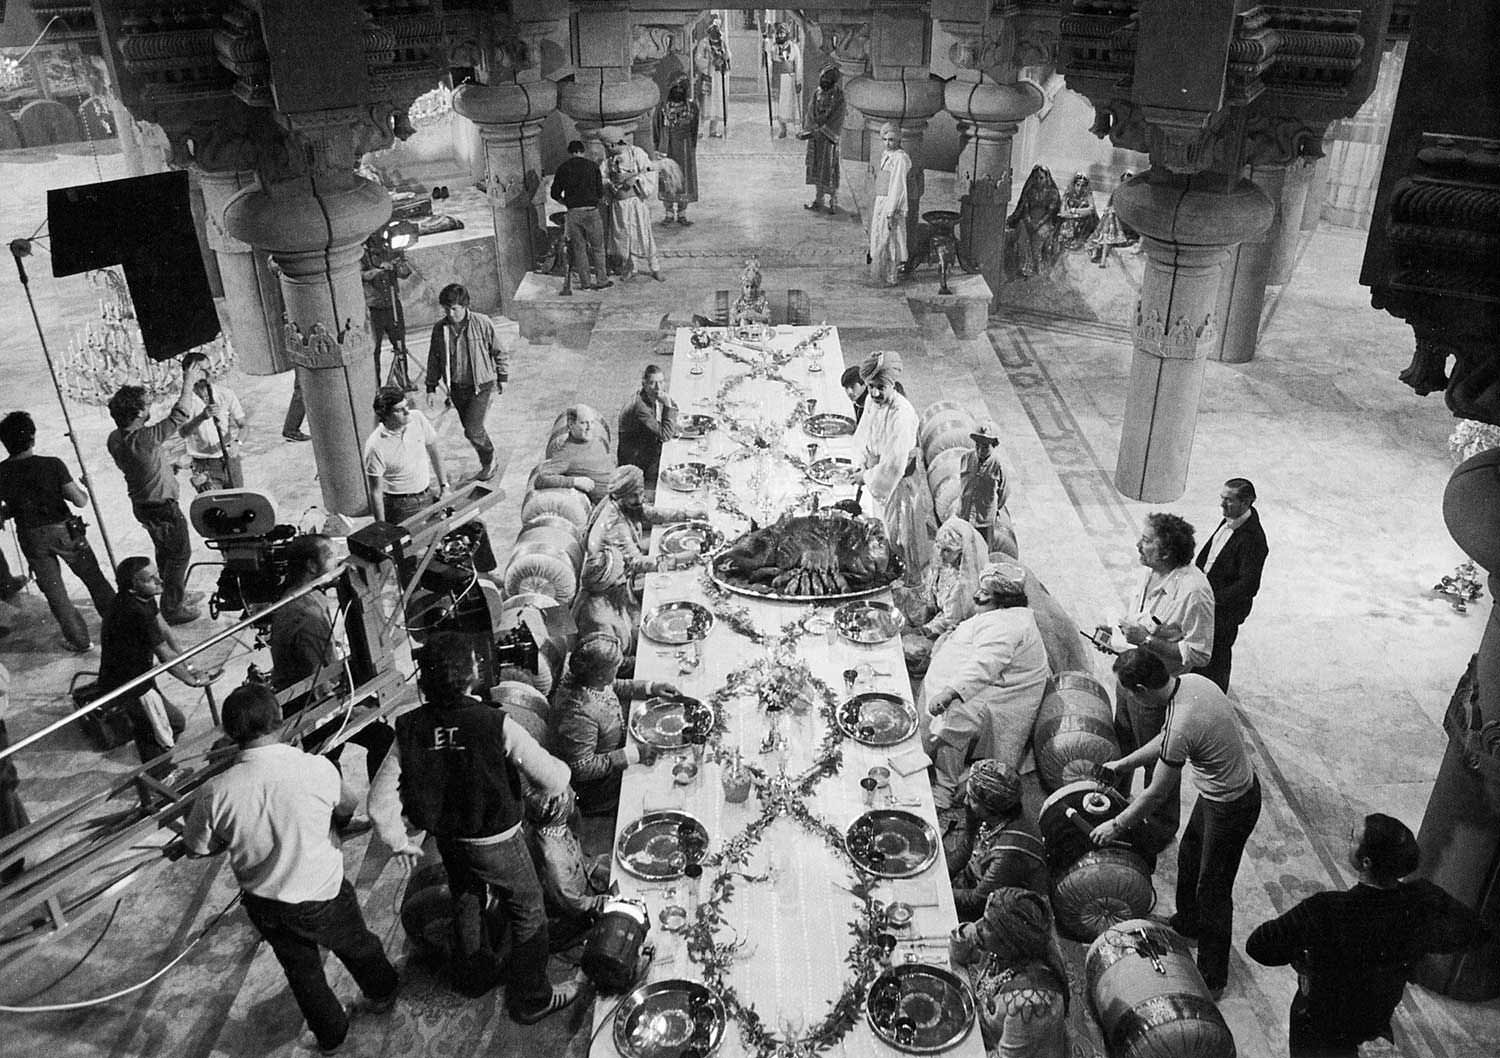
[225,176,391,515]
[1114,170,1275,501]
[453,79,559,317]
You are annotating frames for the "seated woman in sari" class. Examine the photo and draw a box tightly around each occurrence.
[897,515,988,674]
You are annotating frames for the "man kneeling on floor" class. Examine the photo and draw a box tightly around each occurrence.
[369,631,581,1021]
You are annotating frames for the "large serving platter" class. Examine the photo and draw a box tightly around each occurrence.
[707,552,904,604]
[615,811,710,880]
[837,692,918,747]
[613,978,728,1058]
[865,964,977,1054]
[845,809,941,879]
[641,601,714,644]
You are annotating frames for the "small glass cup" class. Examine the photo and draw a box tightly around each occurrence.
[860,776,879,805]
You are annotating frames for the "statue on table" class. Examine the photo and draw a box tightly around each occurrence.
[731,257,772,336]
[1004,165,1063,280]
[1059,173,1100,251]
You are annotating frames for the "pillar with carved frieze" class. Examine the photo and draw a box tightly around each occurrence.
[197,167,288,375]
[1114,169,1275,501]
[845,75,945,265]
[225,167,391,516]
[450,79,556,317]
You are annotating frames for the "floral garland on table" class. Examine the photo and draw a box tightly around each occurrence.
[683,764,890,1058]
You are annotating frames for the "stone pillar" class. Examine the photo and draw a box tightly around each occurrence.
[1300,151,1332,232]
[197,168,289,375]
[1114,170,1274,501]
[225,174,391,516]
[1210,162,1294,364]
[1269,155,1317,282]
[452,79,558,316]
[845,74,945,260]
[946,78,1045,301]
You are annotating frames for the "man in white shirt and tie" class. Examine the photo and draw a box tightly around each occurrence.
[1193,477,1269,692]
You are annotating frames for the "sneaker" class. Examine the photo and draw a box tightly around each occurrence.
[475,462,498,482]
[163,607,202,626]
[63,638,93,653]
[804,201,824,212]
[0,574,28,600]
[512,980,581,1025]
[283,430,311,442]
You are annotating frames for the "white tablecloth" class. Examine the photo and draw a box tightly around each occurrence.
[594,327,984,1058]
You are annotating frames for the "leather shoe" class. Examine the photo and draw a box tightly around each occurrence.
[0,575,27,600]
[283,430,311,442]
[475,462,498,482]
[163,607,202,626]
[590,281,614,290]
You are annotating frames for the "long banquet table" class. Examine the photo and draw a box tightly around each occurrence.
[593,326,985,1058]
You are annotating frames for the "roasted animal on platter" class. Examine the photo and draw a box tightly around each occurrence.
[712,511,898,596]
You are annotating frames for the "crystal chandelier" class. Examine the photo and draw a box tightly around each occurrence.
[60,268,233,406]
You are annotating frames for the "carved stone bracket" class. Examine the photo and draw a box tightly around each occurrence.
[284,317,361,370]
[1134,306,1217,360]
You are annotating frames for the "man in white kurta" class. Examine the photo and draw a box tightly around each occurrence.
[765,24,801,138]
[599,128,664,280]
[852,350,930,583]
[923,562,1051,810]
[869,122,911,286]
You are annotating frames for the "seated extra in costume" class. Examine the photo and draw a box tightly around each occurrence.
[1059,172,1100,251]
[731,257,772,332]
[947,760,1048,920]
[949,888,1070,1058]
[582,465,703,584]
[896,515,988,674]
[573,548,639,659]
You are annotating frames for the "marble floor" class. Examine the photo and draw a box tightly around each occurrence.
[1,104,1496,1058]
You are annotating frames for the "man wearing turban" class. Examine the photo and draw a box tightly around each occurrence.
[764,22,801,138]
[599,127,666,281]
[923,561,1050,809]
[947,760,1047,920]
[948,887,1070,1056]
[868,122,911,286]
[573,546,638,657]
[852,349,930,582]
[799,65,845,213]
[582,463,705,590]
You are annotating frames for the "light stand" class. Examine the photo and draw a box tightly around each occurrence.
[8,237,119,570]
[380,219,419,393]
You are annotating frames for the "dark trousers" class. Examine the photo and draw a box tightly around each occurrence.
[435,828,552,1014]
[448,381,495,468]
[369,306,404,383]
[1175,774,1262,990]
[1113,680,1182,839]
[565,208,608,286]
[241,880,397,1051]
[132,500,192,616]
[1195,616,1242,693]
[384,485,439,527]
[283,376,306,435]
[1288,996,1370,1057]
[127,693,186,777]
[18,523,114,650]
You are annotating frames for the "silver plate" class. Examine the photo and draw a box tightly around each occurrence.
[866,963,977,1054]
[614,978,728,1058]
[845,809,940,879]
[616,811,710,880]
[641,601,714,645]
[837,692,918,747]
[804,413,857,438]
[808,456,861,487]
[678,414,717,439]
[658,521,723,562]
[660,462,709,492]
[835,600,903,644]
[630,696,709,751]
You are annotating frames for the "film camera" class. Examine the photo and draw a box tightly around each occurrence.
[188,489,300,617]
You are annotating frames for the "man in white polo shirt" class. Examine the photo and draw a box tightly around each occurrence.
[363,386,448,524]
[1090,648,1261,997]
[183,683,397,1053]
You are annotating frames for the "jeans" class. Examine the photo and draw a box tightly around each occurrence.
[384,485,438,527]
[18,523,114,649]
[436,828,551,1014]
[242,880,398,1051]
[1175,774,1262,990]
[283,376,306,435]
[1113,680,1182,840]
[132,500,192,616]
[448,382,495,468]
[565,208,608,286]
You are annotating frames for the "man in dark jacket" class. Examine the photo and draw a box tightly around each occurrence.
[367,632,579,1022]
[1247,813,1493,1056]
[424,284,510,482]
[1193,477,1269,692]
